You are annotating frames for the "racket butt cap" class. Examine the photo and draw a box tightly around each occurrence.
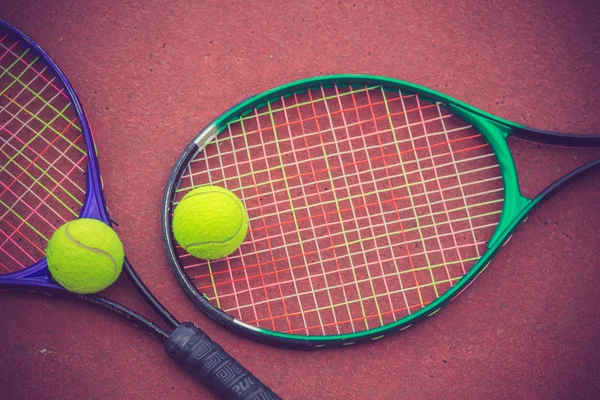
[166,322,281,400]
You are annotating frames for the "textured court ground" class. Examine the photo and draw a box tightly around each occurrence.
[1,1,599,399]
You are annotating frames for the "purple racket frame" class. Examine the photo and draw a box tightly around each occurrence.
[0,20,280,400]
[0,20,110,293]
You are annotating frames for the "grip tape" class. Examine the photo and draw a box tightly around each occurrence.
[166,322,281,400]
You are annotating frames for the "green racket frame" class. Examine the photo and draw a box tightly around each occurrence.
[162,74,600,349]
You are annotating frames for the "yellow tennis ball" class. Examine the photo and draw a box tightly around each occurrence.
[46,218,124,294]
[173,186,249,260]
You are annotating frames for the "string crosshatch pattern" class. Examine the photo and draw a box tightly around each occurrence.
[171,84,505,337]
[0,32,88,274]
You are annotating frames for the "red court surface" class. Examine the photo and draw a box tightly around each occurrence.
[1,1,599,399]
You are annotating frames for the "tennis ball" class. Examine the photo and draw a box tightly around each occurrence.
[172,186,248,260]
[46,218,124,294]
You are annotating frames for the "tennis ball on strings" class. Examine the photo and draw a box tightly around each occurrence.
[172,185,249,260]
[46,218,124,294]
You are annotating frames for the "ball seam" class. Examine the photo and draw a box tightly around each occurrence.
[64,224,118,279]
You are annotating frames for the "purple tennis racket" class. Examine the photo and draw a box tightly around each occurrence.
[0,20,279,400]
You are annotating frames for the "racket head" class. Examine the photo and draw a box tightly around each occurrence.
[161,74,592,348]
[0,20,108,291]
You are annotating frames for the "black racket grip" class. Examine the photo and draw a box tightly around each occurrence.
[166,322,281,400]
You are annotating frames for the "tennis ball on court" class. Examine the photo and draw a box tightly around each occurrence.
[46,218,124,294]
[172,185,248,260]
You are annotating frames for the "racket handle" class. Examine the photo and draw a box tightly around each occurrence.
[166,322,281,400]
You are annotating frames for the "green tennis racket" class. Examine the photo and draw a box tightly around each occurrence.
[162,75,600,348]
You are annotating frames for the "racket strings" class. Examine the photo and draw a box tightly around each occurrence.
[0,32,86,274]
[173,84,504,335]
[178,130,501,244]
[189,215,498,297]
[179,111,469,193]
[178,158,501,263]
